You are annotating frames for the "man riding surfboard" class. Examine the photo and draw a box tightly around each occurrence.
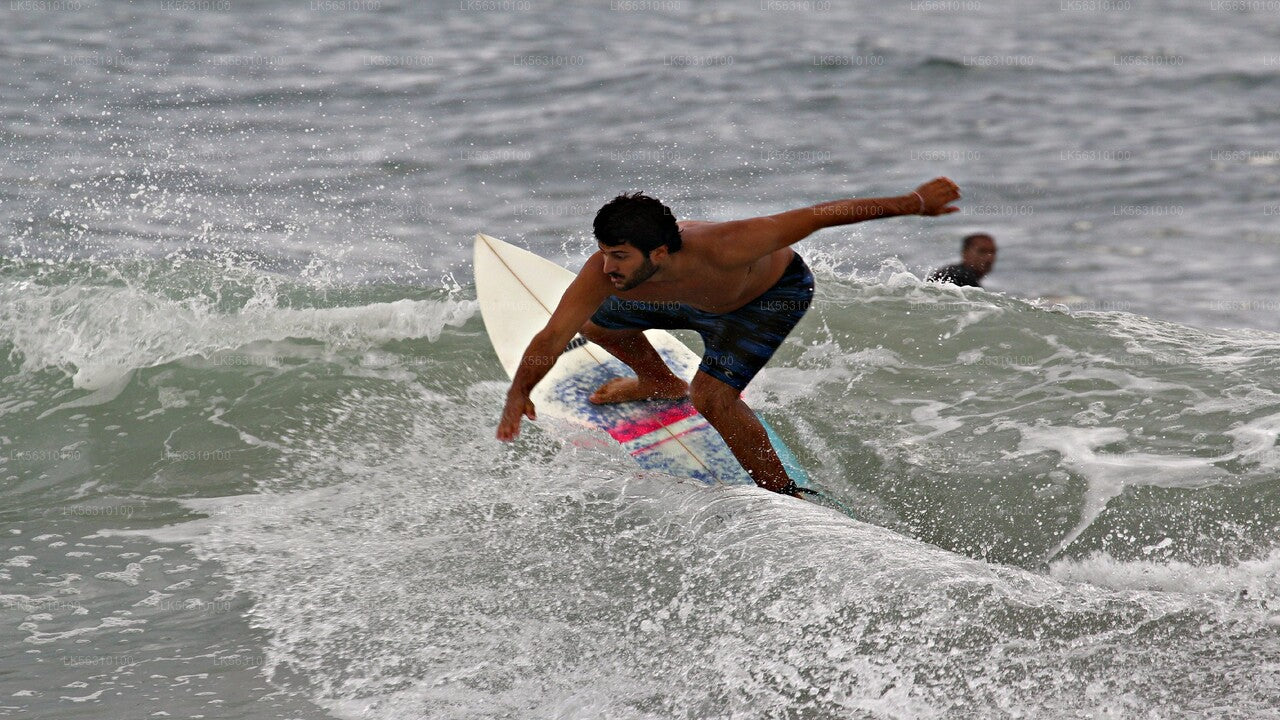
[497,177,961,497]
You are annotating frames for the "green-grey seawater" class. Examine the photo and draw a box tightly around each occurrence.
[2,258,1277,717]
[5,0,1280,715]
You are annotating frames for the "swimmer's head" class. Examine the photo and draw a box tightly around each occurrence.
[962,233,997,277]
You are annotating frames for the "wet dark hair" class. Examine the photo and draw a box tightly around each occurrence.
[962,233,994,251]
[593,192,682,255]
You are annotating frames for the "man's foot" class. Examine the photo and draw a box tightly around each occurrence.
[589,376,688,405]
[780,479,821,500]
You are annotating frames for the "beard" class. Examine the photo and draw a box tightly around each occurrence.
[612,255,659,291]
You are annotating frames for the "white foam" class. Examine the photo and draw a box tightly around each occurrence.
[0,280,477,389]
[1008,422,1231,560]
[94,562,145,586]
[59,689,106,703]
[38,372,135,418]
[895,399,965,443]
[1051,548,1280,603]
[1223,410,1280,472]
[21,615,146,645]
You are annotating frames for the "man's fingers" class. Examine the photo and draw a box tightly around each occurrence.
[920,204,960,216]
[496,401,536,442]
[497,415,521,441]
[915,177,961,215]
[931,176,960,198]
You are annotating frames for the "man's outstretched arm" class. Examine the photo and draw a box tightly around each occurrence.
[496,254,612,441]
[711,176,961,267]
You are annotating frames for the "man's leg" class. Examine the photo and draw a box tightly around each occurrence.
[688,371,791,494]
[580,321,688,404]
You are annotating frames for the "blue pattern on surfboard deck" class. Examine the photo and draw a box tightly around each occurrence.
[547,346,812,488]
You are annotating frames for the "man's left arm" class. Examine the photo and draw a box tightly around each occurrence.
[711,176,960,266]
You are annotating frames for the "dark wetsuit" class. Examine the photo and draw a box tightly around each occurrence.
[928,263,982,287]
[589,252,814,391]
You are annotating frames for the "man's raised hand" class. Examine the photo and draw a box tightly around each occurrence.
[914,177,961,216]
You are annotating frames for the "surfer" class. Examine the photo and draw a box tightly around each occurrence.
[927,233,996,287]
[496,177,961,496]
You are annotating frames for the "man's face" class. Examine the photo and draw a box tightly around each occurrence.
[962,237,997,277]
[599,242,662,290]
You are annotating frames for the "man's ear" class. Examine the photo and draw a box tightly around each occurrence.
[650,246,669,263]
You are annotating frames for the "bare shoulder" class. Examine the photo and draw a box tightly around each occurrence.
[677,219,735,246]
[574,252,621,300]
[544,253,610,333]
[678,219,752,268]
[573,252,609,289]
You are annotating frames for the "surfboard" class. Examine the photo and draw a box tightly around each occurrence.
[474,232,812,490]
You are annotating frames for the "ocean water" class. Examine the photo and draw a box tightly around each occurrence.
[3,1,1280,718]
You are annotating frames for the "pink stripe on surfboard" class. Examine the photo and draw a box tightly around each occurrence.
[605,401,700,443]
[626,422,706,457]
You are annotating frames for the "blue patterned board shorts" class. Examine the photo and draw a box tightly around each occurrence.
[588,252,815,391]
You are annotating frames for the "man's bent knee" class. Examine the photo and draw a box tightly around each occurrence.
[690,374,739,418]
